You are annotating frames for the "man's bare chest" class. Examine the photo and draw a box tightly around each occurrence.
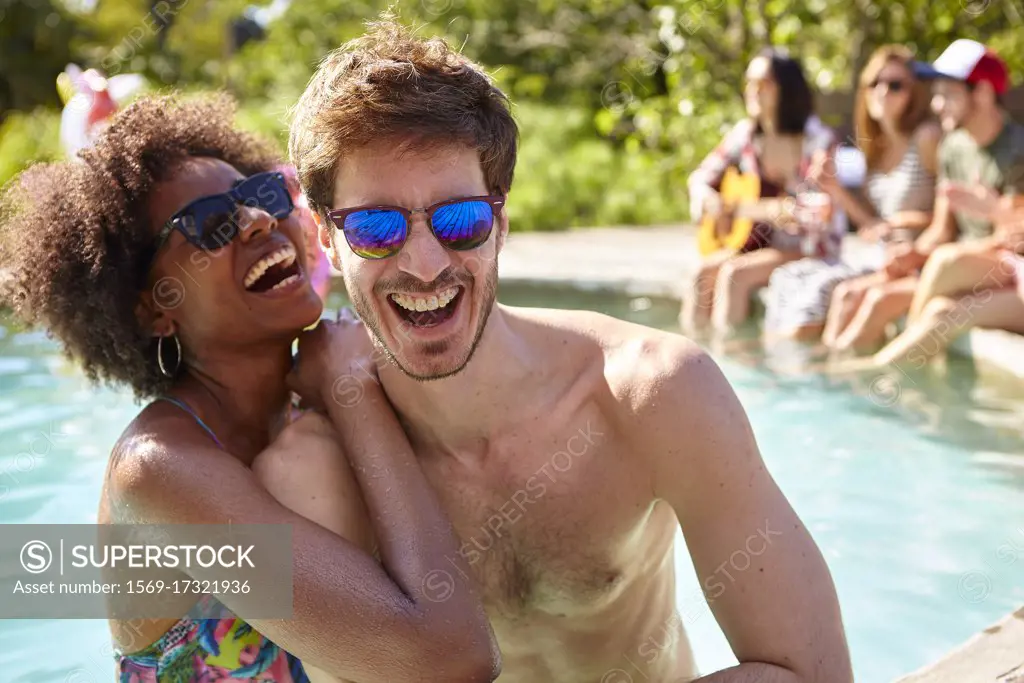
[419,417,654,617]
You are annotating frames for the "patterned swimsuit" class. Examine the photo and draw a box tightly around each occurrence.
[114,397,310,683]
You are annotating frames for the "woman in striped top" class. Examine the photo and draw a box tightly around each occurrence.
[763,45,941,342]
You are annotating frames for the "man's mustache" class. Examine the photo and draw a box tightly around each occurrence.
[374,267,471,294]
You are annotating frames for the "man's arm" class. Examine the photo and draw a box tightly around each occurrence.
[637,336,852,683]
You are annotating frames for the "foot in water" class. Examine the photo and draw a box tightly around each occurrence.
[825,354,883,375]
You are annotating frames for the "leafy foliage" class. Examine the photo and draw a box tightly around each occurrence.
[0,109,62,186]
[1,0,1021,226]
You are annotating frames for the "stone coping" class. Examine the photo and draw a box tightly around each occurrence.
[893,607,1024,683]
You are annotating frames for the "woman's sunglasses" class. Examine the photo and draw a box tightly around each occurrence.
[327,195,505,260]
[868,78,907,93]
[152,171,294,256]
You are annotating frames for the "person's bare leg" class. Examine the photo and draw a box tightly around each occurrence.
[711,248,800,331]
[822,271,890,348]
[680,250,732,333]
[907,245,1014,322]
[833,276,917,352]
[782,322,826,341]
[875,288,1024,367]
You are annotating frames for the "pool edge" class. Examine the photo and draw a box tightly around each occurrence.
[893,606,1024,683]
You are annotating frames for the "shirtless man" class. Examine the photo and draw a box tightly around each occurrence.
[289,22,851,683]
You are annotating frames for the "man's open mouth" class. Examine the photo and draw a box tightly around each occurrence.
[243,243,302,293]
[389,286,462,327]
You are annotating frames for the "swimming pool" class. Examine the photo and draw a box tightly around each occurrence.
[2,282,1023,683]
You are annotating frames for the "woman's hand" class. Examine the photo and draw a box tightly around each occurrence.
[287,309,378,412]
[858,219,892,243]
[807,149,840,195]
[882,243,925,280]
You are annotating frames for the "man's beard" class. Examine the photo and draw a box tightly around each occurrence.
[345,260,499,381]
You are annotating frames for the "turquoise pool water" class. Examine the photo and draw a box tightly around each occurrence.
[2,282,1023,683]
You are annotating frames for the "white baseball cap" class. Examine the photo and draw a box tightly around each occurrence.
[914,39,1009,95]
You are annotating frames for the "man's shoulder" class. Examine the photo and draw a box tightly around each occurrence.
[595,327,741,467]
[598,325,720,421]
[512,306,723,416]
[1004,119,1024,155]
[1005,117,1024,138]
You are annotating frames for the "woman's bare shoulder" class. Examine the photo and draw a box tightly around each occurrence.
[105,402,242,523]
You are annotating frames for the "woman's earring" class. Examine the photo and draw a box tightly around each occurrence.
[157,334,182,378]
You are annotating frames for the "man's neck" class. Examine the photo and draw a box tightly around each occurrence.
[378,306,537,454]
[965,107,1005,147]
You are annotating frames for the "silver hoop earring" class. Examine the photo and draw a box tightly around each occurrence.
[157,334,182,378]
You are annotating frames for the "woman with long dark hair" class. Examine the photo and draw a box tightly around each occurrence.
[681,47,837,334]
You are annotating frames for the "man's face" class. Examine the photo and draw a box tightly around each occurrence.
[325,142,506,381]
[931,79,973,132]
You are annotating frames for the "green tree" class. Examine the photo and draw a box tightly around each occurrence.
[0,0,80,120]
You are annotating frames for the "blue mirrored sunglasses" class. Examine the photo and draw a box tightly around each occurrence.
[327,195,505,259]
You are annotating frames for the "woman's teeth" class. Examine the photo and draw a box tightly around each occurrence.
[391,287,458,312]
[244,244,297,290]
[270,274,301,291]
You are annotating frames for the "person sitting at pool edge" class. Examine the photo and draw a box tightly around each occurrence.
[764,44,940,342]
[0,94,500,683]
[824,40,1024,356]
[290,21,852,683]
[681,47,837,335]
[871,178,1024,366]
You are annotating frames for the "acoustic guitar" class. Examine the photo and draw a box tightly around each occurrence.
[696,167,799,256]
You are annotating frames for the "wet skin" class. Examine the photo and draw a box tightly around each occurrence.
[319,144,853,683]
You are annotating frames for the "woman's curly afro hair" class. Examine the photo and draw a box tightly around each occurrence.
[0,94,281,401]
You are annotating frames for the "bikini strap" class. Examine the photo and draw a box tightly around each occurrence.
[157,397,225,450]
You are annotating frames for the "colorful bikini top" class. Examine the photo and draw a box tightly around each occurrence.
[113,397,309,682]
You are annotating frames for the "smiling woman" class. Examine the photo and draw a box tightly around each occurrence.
[0,96,288,399]
[0,94,500,683]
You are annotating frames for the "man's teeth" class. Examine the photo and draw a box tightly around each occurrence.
[244,244,296,289]
[390,287,458,312]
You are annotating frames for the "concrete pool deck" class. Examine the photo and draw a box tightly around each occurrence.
[497,224,1024,683]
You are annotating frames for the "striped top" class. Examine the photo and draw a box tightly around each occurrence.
[864,140,936,221]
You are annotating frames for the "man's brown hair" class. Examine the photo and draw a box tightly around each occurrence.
[288,20,519,217]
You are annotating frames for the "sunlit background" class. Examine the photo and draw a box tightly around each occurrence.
[2,1,1024,682]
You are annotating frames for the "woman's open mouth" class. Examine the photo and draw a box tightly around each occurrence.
[243,243,303,293]
[389,286,462,327]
